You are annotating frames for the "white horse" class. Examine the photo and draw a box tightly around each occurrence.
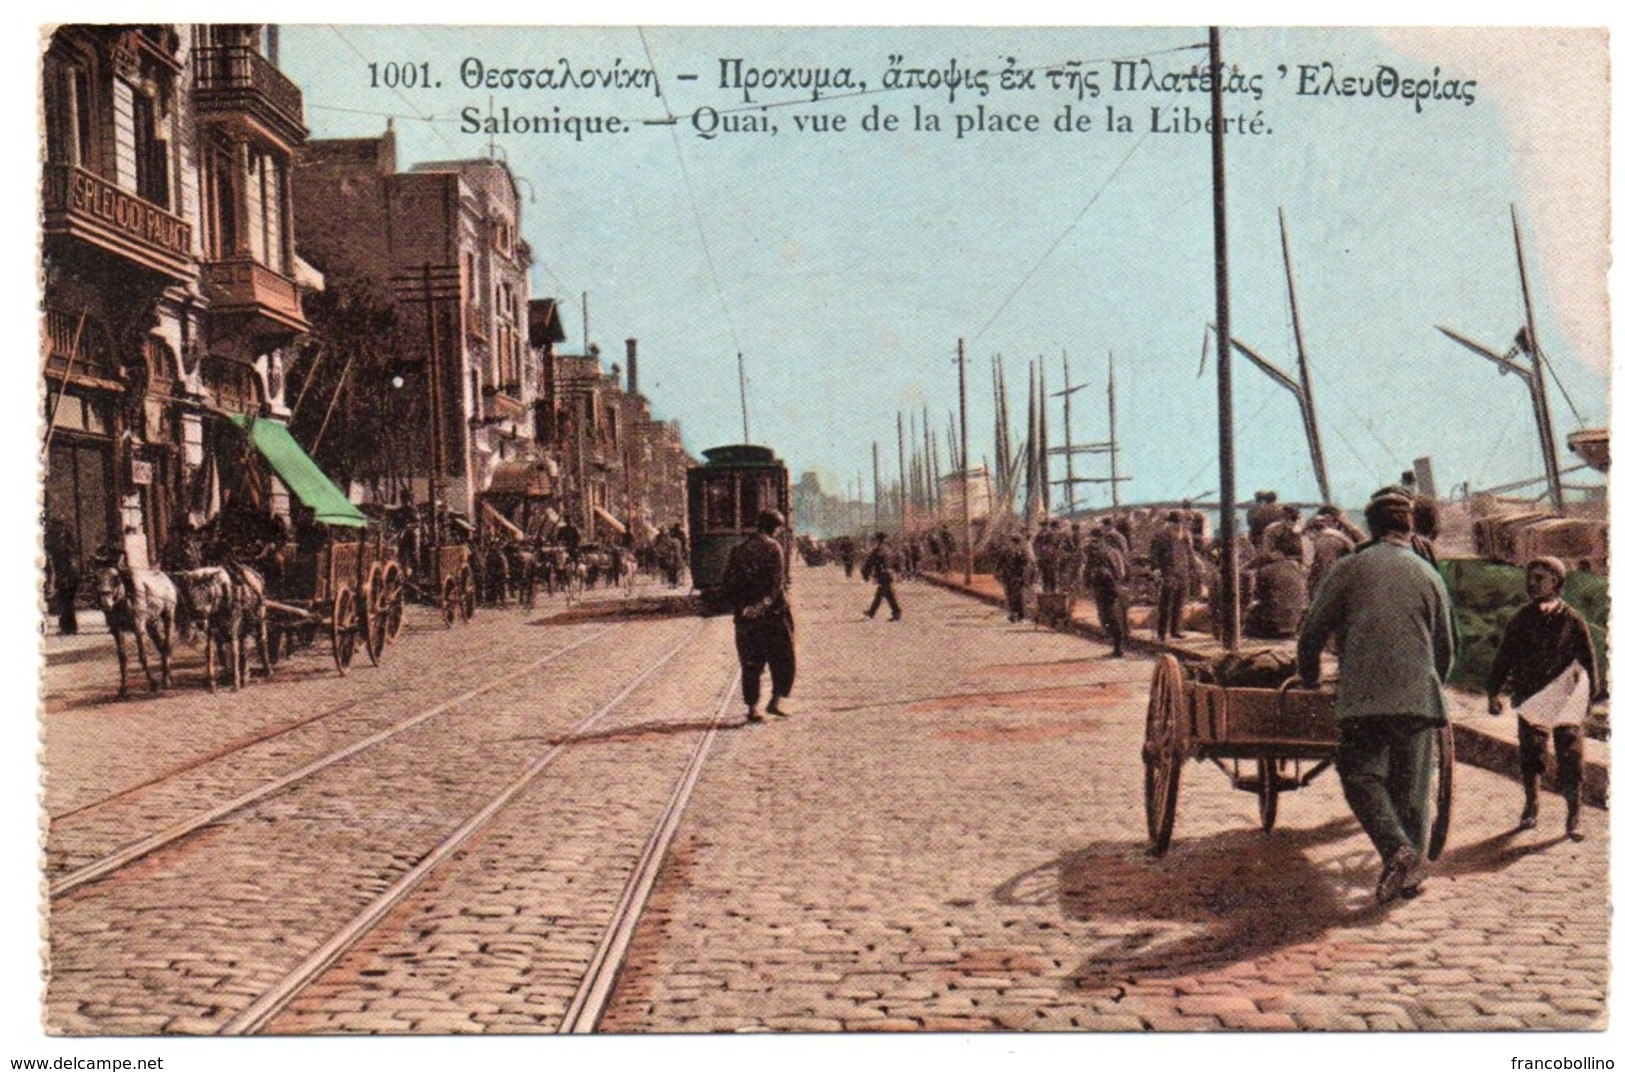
[94,565,176,699]
[173,565,272,692]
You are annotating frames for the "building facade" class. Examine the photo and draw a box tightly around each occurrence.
[292,129,535,516]
[42,23,311,577]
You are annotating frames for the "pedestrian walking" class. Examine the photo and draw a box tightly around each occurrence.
[1486,556,1600,840]
[1083,526,1129,657]
[44,516,80,635]
[861,532,901,621]
[995,532,1037,623]
[719,509,796,723]
[1149,512,1198,640]
[1035,519,1062,594]
[837,536,857,578]
[1297,488,1456,904]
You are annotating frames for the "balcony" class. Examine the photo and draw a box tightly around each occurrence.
[41,163,193,281]
[193,46,307,149]
[202,256,309,335]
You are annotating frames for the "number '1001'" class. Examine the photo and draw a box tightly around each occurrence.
[369,62,432,89]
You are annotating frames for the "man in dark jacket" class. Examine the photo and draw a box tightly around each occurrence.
[44,516,81,635]
[720,509,796,722]
[1245,530,1310,639]
[861,532,901,621]
[1487,556,1600,839]
[995,532,1036,623]
[1149,512,1198,640]
[1083,526,1129,657]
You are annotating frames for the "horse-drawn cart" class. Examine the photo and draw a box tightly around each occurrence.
[1140,654,1454,858]
[265,527,405,674]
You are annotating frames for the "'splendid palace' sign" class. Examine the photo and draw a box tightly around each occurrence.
[43,164,194,280]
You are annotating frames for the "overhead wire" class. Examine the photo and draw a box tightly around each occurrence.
[968,126,1153,348]
[637,27,747,364]
[322,26,577,305]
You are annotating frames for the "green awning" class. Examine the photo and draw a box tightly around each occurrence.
[230,415,368,527]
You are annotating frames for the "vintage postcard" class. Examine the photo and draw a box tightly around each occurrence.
[9,15,1617,1068]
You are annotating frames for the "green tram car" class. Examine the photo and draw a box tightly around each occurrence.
[686,444,792,607]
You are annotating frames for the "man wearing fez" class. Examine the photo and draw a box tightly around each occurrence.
[720,509,796,723]
[1297,488,1455,904]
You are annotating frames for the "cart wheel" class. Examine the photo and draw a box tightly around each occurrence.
[382,562,406,642]
[1257,759,1280,833]
[1427,721,1455,861]
[459,563,477,622]
[362,563,386,666]
[332,585,358,675]
[1142,654,1186,856]
[441,576,459,627]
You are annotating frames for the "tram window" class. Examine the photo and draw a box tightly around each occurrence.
[703,477,738,532]
[739,474,775,526]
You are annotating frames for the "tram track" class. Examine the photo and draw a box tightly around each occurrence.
[559,670,739,1034]
[45,614,731,1035]
[49,623,622,898]
[220,639,728,1035]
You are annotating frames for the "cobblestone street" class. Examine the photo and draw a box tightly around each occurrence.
[604,567,1609,1034]
[19,563,1609,1062]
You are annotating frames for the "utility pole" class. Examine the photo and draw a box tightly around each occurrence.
[737,352,751,444]
[988,354,1001,500]
[1209,26,1240,651]
[872,441,881,531]
[422,264,447,546]
[896,411,907,531]
[1108,351,1121,510]
[1062,352,1076,514]
[959,338,972,584]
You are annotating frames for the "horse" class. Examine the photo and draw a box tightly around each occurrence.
[481,541,510,608]
[93,564,176,699]
[173,564,272,692]
[538,545,571,596]
[505,541,538,610]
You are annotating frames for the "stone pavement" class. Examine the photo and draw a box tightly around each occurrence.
[600,566,1610,1032]
[32,569,1611,1036]
[919,571,1611,808]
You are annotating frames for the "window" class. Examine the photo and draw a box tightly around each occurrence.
[739,474,777,527]
[703,476,738,532]
[131,90,169,208]
[44,52,93,168]
[259,153,283,271]
[205,140,239,258]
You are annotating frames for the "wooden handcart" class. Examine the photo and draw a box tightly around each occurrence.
[265,527,406,674]
[408,541,476,627]
[1140,654,1454,858]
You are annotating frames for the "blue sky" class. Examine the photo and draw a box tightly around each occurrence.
[275,26,1608,510]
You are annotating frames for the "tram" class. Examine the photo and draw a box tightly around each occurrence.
[686,444,792,606]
